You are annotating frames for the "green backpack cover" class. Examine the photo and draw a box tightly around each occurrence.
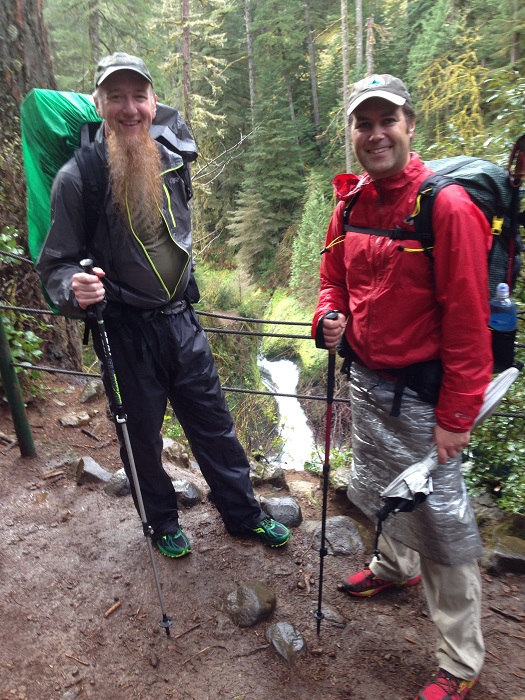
[20,88,102,264]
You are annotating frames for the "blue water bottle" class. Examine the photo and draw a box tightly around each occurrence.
[489,282,518,372]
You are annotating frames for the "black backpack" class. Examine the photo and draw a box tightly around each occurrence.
[404,153,524,299]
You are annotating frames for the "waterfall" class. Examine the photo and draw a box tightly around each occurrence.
[258,356,315,470]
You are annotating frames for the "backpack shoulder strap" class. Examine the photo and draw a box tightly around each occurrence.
[342,190,362,228]
[73,123,107,238]
[340,176,457,253]
[341,190,408,239]
[404,174,456,261]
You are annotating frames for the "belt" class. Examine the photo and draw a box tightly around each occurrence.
[157,299,187,315]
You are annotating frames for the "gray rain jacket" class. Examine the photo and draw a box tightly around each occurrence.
[36,103,198,318]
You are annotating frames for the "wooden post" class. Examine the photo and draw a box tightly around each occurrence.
[0,314,36,457]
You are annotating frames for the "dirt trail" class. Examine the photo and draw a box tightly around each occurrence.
[1,374,524,700]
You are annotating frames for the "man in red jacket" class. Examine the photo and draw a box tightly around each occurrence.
[312,74,492,700]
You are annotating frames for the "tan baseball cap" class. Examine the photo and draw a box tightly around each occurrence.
[95,52,153,88]
[347,74,412,115]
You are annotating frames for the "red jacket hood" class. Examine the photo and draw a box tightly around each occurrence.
[332,172,362,201]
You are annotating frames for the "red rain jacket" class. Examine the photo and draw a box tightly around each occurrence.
[312,154,493,432]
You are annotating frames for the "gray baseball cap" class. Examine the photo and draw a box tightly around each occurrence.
[347,74,412,115]
[95,52,153,88]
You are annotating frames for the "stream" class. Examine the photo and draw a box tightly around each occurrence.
[258,356,315,471]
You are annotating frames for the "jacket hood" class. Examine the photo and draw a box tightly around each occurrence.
[94,102,198,163]
[332,154,427,203]
[151,103,198,162]
[332,172,362,201]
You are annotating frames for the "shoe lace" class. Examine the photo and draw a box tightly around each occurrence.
[430,670,460,695]
[163,530,182,544]
[257,518,273,529]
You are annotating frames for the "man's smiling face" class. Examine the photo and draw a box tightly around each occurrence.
[351,97,415,180]
[94,70,157,139]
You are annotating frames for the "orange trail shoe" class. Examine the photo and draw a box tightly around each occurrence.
[341,568,422,597]
[416,668,478,699]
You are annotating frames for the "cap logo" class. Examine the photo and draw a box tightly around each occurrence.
[365,76,385,88]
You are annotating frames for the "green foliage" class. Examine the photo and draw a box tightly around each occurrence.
[304,445,352,474]
[406,0,462,88]
[290,170,333,306]
[0,109,25,238]
[193,263,280,455]
[482,69,525,162]
[161,412,188,449]
[415,32,488,157]
[466,0,525,72]
[195,262,267,317]
[450,277,525,516]
[373,0,410,79]
[0,229,48,400]
[0,227,24,263]
[44,0,158,93]
[227,117,305,278]
[466,421,525,515]
[466,374,525,515]
[261,287,325,377]
[1,314,44,367]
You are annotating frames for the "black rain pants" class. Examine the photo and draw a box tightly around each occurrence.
[92,302,265,537]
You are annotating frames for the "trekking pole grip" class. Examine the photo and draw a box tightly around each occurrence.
[324,311,340,402]
[80,258,104,323]
[79,258,121,410]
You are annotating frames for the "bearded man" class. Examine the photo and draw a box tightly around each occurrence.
[37,52,290,559]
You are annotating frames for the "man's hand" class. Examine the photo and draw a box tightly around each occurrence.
[71,267,106,309]
[434,424,471,465]
[322,312,346,350]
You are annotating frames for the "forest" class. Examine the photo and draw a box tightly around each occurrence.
[1,0,525,513]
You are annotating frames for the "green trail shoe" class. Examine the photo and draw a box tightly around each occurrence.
[155,528,192,558]
[250,518,290,547]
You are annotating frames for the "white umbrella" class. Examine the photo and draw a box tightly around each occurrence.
[471,364,521,430]
[372,364,522,557]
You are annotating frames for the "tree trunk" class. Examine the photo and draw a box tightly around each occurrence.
[510,0,520,66]
[283,66,296,125]
[0,0,56,102]
[87,0,100,65]
[245,0,256,128]
[341,0,353,172]
[355,0,363,73]
[182,0,192,127]
[0,0,82,371]
[366,15,374,75]
[304,0,321,141]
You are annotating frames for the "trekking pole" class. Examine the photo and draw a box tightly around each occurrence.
[80,259,172,637]
[314,311,338,635]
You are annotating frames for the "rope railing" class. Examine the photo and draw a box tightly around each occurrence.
[4,301,525,415]
[1,252,524,418]
[0,302,313,341]
[9,360,351,404]
[0,250,33,265]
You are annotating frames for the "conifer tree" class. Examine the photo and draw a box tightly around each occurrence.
[290,171,333,306]
[227,116,305,277]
